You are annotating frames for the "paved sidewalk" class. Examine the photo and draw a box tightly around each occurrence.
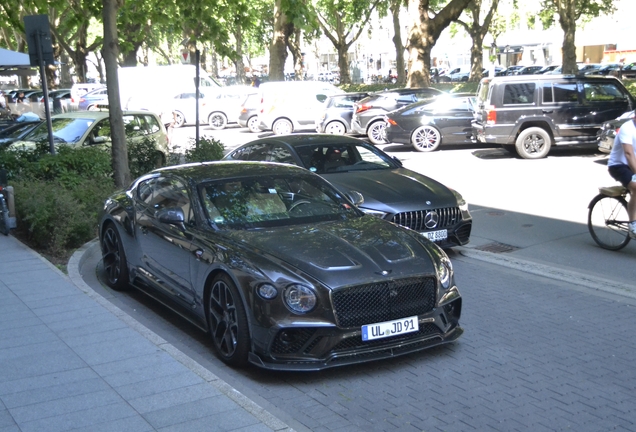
[0,234,292,432]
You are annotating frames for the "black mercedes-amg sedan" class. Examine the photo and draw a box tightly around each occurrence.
[224,134,472,248]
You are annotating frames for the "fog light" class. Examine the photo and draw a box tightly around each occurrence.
[257,283,278,299]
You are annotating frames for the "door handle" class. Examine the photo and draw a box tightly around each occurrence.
[141,227,148,235]
[542,109,553,114]
[195,249,204,261]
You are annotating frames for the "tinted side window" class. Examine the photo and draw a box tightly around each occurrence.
[142,115,161,134]
[584,82,627,102]
[269,145,295,164]
[503,83,535,105]
[553,83,578,102]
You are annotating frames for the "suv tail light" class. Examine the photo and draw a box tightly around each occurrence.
[486,106,496,125]
[355,103,371,114]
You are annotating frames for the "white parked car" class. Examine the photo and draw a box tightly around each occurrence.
[256,81,341,135]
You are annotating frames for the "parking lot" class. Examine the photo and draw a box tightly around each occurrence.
[77,124,636,432]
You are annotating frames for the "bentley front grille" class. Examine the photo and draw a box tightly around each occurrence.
[331,277,436,328]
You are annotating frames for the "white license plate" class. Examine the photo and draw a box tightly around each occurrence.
[422,229,447,241]
[599,140,612,150]
[361,316,419,341]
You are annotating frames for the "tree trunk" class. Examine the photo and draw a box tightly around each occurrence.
[558,0,577,75]
[468,32,484,82]
[234,26,246,84]
[269,0,288,81]
[122,48,139,67]
[406,0,473,88]
[391,1,406,86]
[288,28,304,80]
[337,44,351,84]
[103,0,131,188]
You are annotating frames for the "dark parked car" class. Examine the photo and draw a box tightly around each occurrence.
[99,161,463,370]
[0,120,41,148]
[621,62,636,79]
[496,66,524,76]
[224,134,472,247]
[351,88,444,144]
[535,65,560,75]
[585,63,621,76]
[514,66,543,75]
[237,92,260,133]
[315,92,370,135]
[472,74,635,159]
[385,93,476,152]
[597,110,634,154]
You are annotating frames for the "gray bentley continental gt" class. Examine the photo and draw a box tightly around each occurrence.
[99,162,463,371]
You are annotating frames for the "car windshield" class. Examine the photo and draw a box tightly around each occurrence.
[200,174,360,229]
[294,142,397,174]
[23,117,94,144]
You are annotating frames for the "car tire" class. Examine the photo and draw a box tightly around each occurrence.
[208,112,227,130]
[247,116,259,133]
[325,120,346,135]
[272,118,293,135]
[367,120,388,145]
[207,274,250,367]
[515,127,552,159]
[411,125,442,152]
[100,223,130,291]
[173,111,185,128]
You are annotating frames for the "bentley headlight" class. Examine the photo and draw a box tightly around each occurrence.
[283,284,316,313]
[438,259,453,289]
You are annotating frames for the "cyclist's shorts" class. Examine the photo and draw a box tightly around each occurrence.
[609,164,634,187]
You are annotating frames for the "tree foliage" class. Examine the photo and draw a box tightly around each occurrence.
[539,0,614,74]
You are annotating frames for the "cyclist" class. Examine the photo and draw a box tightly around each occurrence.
[608,117,636,238]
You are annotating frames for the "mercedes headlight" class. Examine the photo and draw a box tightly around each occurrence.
[283,284,317,313]
[359,207,388,218]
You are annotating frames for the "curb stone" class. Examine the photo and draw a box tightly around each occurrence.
[68,238,294,432]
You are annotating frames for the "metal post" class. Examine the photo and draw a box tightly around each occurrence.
[195,48,200,149]
[34,30,55,154]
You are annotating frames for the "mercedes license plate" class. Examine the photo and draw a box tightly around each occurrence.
[361,316,419,341]
[422,229,447,241]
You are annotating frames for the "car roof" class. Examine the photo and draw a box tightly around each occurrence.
[482,74,622,84]
[50,110,159,120]
[150,160,312,183]
[234,133,365,149]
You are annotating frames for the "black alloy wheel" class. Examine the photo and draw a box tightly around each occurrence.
[207,274,250,366]
[101,224,130,291]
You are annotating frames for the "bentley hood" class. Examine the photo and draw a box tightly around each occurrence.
[225,216,438,288]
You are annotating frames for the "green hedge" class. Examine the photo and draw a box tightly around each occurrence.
[0,137,227,261]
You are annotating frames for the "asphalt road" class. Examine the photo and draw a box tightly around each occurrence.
[80,125,636,431]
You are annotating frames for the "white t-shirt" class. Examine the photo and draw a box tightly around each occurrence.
[608,118,636,166]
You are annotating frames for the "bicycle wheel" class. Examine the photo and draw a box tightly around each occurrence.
[588,194,630,250]
[0,195,9,236]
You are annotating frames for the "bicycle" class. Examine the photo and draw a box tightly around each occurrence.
[587,185,631,250]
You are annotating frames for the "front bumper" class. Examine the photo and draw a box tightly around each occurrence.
[247,293,463,371]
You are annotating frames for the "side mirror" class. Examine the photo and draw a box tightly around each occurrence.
[316,94,328,103]
[345,190,364,207]
[156,207,185,226]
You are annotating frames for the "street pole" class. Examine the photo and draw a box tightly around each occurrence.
[195,48,200,150]
[34,30,55,155]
